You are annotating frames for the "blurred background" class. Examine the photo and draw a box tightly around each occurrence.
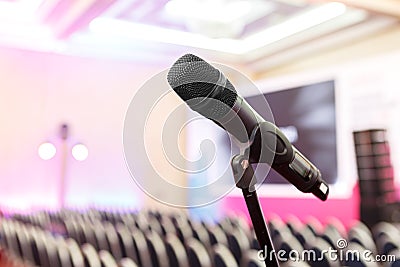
[1,0,400,266]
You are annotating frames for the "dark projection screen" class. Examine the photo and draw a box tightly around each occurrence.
[246,80,337,185]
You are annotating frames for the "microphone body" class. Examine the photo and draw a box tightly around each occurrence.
[223,96,329,201]
[167,54,329,201]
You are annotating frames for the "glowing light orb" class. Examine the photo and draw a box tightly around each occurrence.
[72,144,89,161]
[38,142,57,160]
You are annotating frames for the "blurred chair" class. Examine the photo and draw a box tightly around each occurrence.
[268,217,285,237]
[325,217,347,239]
[208,226,228,246]
[274,231,304,261]
[104,222,122,261]
[31,231,51,267]
[148,217,163,236]
[349,227,377,254]
[17,227,35,265]
[373,222,400,255]
[192,222,211,249]
[213,244,238,267]
[269,220,292,242]
[286,216,302,236]
[64,220,79,243]
[373,222,400,241]
[159,215,175,237]
[55,236,73,267]
[321,224,344,250]
[81,243,101,267]
[218,218,234,233]
[66,238,85,267]
[4,221,22,257]
[165,233,189,267]
[377,234,400,256]
[229,214,252,239]
[93,222,109,252]
[43,233,61,267]
[294,225,316,249]
[82,224,98,250]
[99,250,118,267]
[307,237,341,267]
[250,236,261,250]
[385,248,400,267]
[115,224,139,263]
[119,258,138,267]
[186,238,212,267]
[134,213,150,232]
[173,216,193,243]
[131,230,152,267]
[305,217,323,236]
[240,249,265,267]
[227,227,250,264]
[145,230,168,267]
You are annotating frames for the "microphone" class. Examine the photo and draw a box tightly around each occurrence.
[167,54,329,201]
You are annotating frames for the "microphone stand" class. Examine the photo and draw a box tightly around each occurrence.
[231,154,280,267]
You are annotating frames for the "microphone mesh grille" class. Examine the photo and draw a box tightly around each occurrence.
[167,54,237,119]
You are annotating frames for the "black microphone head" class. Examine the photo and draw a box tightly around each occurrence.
[167,54,238,119]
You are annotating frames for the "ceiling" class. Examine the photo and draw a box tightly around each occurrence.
[0,0,398,72]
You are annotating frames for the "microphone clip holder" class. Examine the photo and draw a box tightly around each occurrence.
[231,152,280,267]
[230,121,327,266]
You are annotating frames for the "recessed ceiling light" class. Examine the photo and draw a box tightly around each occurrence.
[273,0,309,7]
[244,2,348,50]
[165,0,253,24]
[89,2,349,55]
